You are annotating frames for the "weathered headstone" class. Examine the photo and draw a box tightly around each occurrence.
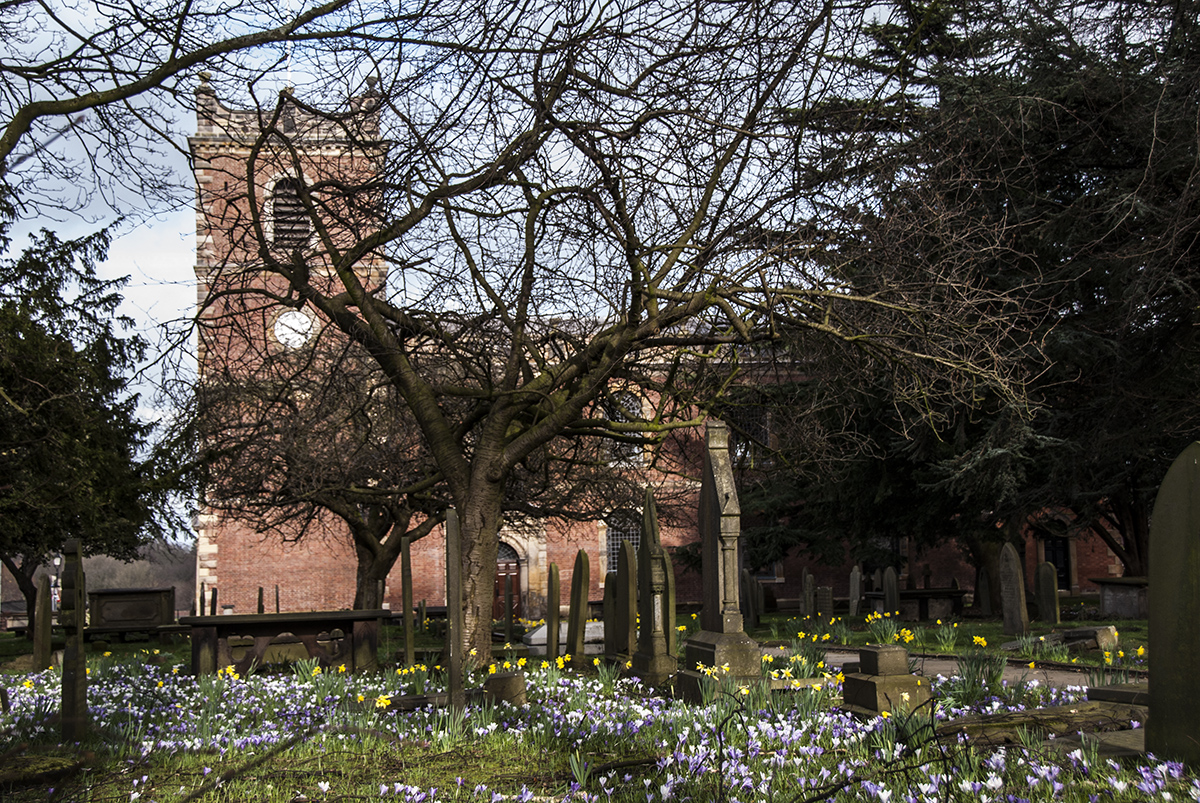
[445,509,465,710]
[401,535,414,666]
[631,488,677,685]
[546,563,561,658]
[615,540,638,659]
[566,550,590,668]
[680,421,762,700]
[60,539,87,741]
[883,567,900,616]
[816,586,833,618]
[905,571,917,591]
[33,574,52,671]
[1147,442,1200,762]
[848,566,862,618]
[976,567,993,616]
[998,543,1029,636]
[740,569,759,631]
[1035,561,1060,625]
[872,569,883,594]
[922,564,932,590]
[803,571,816,620]
[602,571,618,657]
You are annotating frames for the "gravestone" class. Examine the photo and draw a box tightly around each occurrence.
[848,566,862,618]
[679,421,762,700]
[445,509,465,710]
[602,571,618,657]
[872,569,883,594]
[906,572,917,591]
[1147,442,1200,762]
[883,567,900,615]
[631,488,677,685]
[740,569,759,631]
[546,563,561,658]
[257,586,265,614]
[60,539,87,741]
[401,536,414,665]
[922,564,932,590]
[1035,561,1060,625]
[842,645,932,715]
[998,543,1029,636]
[976,567,993,616]
[816,586,833,618]
[33,574,52,671]
[566,550,590,668]
[615,541,638,659]
[803,571,816,620]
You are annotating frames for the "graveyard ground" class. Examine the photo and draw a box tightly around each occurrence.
[0,609,1181,803]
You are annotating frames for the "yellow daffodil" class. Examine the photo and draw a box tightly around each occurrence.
[375,695,391,709]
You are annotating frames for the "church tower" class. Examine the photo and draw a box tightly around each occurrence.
[189,75,387,614]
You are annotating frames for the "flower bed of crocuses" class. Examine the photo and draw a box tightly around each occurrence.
[1,651,1196,803]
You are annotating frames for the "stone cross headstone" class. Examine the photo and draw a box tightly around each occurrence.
[615,540,638,659]
[401,535,415,665]
[632,488,677,685]
[602,570,618,657]
[816,586,834,618]
[999,543,1029,636]
[1147,442,1200,762]
[976,567,992,616]
[803,570,816,619]
[546,563,561,658]
[848,566,862,618]
[33,574,52,671]
[1035,561,1060,625]
[566,550,590,667]
[445,509,465,710]
[883,567,900,616]
[60,538,87,741]
[680,421,762,700]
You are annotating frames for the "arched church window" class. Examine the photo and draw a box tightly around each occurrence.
[272,177,310,248]
[605,509,640,574]
[604,390,644,466]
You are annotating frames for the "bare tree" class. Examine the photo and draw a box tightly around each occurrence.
[193,0,1025,660]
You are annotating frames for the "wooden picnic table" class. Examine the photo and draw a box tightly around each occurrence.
[178,610,387,676]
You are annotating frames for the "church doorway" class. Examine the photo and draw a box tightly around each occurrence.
[493,542,522,621]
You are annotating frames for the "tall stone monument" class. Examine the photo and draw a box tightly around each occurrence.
[679,421,761,700]
[999,542,1029,636]
[1147,442,1200,762]
[60,538,87,741]
[848,566,862,618]
[631,488,677,685]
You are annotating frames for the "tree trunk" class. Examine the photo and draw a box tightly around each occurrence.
[0,553,40,640]
[456,485,505,668]
[352,541,388,610]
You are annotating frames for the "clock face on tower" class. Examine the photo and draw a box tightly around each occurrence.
[273,309,315,349]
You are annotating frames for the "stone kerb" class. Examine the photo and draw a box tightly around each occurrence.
[1147,441,1200,763]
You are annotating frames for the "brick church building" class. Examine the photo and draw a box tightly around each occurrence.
[187,81,1123,624]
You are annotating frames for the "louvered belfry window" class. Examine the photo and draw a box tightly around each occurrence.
[272,178,310,248]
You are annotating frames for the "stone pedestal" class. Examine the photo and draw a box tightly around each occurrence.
[677,630,763,701]
[841,645,930,716]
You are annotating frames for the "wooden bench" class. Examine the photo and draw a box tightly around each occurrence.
[179,610,387,676]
